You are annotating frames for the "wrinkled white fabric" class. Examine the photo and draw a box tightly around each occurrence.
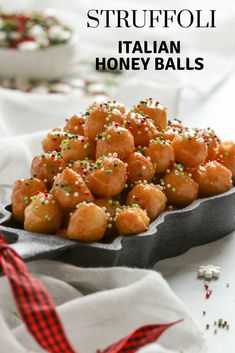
[0,261,206,353]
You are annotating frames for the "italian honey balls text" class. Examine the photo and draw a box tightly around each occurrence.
[24,192,62,234]
[127,183,167,220]
[84,102,125,140]
[115,206,150,235]
[133,98,167,131]
[11,178,46,223]
[163,165,199,207]
[191,161,232,196]
[219,141,235,181]
[172,129,208,168]
[87,156,127,197]
[96,125,134,160]
[67,202,107,241]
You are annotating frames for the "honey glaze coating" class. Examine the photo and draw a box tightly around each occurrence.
[84,102,125,141]
[42,130,72,153]
[133,98,167,130]
[191,161,233,196]
[115,206,150,235]
[24,192,62,234]
[11,178,46,223]
[145,137,175,174]
[31,152,65,187]
[87,156,127,197]
[172,129,208,167]
[218,141,235,181]
[126,152,156,183]
[163,164,199,207]
[52,167,94,209]
[61,136,95,163]
[96,125,135,160]
[67,202,107,241]
[64,114,86,135]
[126,183,167,220]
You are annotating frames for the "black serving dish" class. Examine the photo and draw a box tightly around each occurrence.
[1,187,235,268]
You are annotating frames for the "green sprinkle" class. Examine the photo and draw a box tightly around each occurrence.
[172,187,176,192]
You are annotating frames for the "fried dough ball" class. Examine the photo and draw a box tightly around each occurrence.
[105,100,126,114]
[67,202,107,241]
[84,102,125,140]
[191,161,233,196]
[24,192,62,234]
[11,178,46,223]
[145,138,175,174]
[61,136,95,163]
[31,152,65,187]
[125,112,158,147]
[126,152,155,183]
[42,130,71,153]
[199,128,219,162]
[115,206,150,235]
[156,126,180,141]
[52,167,94,209]
[133,98,167,130]
[172,130,208,167]
[64,114,86,135]
[96,125,134,160]
[218,141,235,181]
[87,156,127,197]
[70,160,95,181]
[163,165,199,207]
[95,198,120,218]
[126,183,166,220]
[168,118,184,130]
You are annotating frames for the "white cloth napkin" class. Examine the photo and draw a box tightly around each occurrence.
[0,260,206,353]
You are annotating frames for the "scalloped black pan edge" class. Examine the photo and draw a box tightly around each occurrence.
[1,187,235,268]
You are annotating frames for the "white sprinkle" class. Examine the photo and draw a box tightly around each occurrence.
[74,192,79,197]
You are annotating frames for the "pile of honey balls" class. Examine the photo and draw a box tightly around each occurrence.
[11,99,235,242]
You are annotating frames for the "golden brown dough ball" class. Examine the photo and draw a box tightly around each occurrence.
[199,128,219,162]
[84,102,125,140]
[96,125,134,160]
[42,130,71,153]
[115,206,150,235]
[126,183,166,220]
[31,152,65,187]
[24,192,62,234]
[145,138,175,174]
[125,112,158,147]
[87,156,127,197]
[67,202,107,241]
[168,118,184,130]
[133,98,167,130]
[172,130,208,168]
[11,178,46,223]
[69,160,95,181]
[52,167,94,209]
[218,141,235,181]
[61,136,95,163]
[95,197,121,233]
[126,152,156,183]
[163,165,199,207]
[191,161,233,196]
[105,100,126,114]
[155,126,181,141]
[64,114,86,135]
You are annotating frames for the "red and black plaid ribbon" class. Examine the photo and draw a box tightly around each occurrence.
[0,233,181,353]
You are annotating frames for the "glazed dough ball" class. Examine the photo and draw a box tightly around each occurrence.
[24,192,62,234]
[87,156,127,197]
[52,167,94,209]
[218,141,235,181]
[70,160,95,181]
[133,98,167,130]
[192,161,233,196]
[163,165,199,207]
[105,100,126,114]
[199,128,219,162]
[155,126,181,141]
[168,118,184,130]
[42,130,71,153]
[125,112,158,147]
[126,183,166,220]
[64,114,86,135]
[31,152,65,187]
[11,178,46,223]
[95,197,121,232]
[61,136,95,163]
[84,102,125,140]
[126,152,156,183]
[115,206,150,235]
[67,202,107,241]
[145,138,175,174]
[96,125,134,160]
[172,130,208,167]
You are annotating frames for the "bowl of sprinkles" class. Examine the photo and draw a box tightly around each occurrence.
[0,9,78,79]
